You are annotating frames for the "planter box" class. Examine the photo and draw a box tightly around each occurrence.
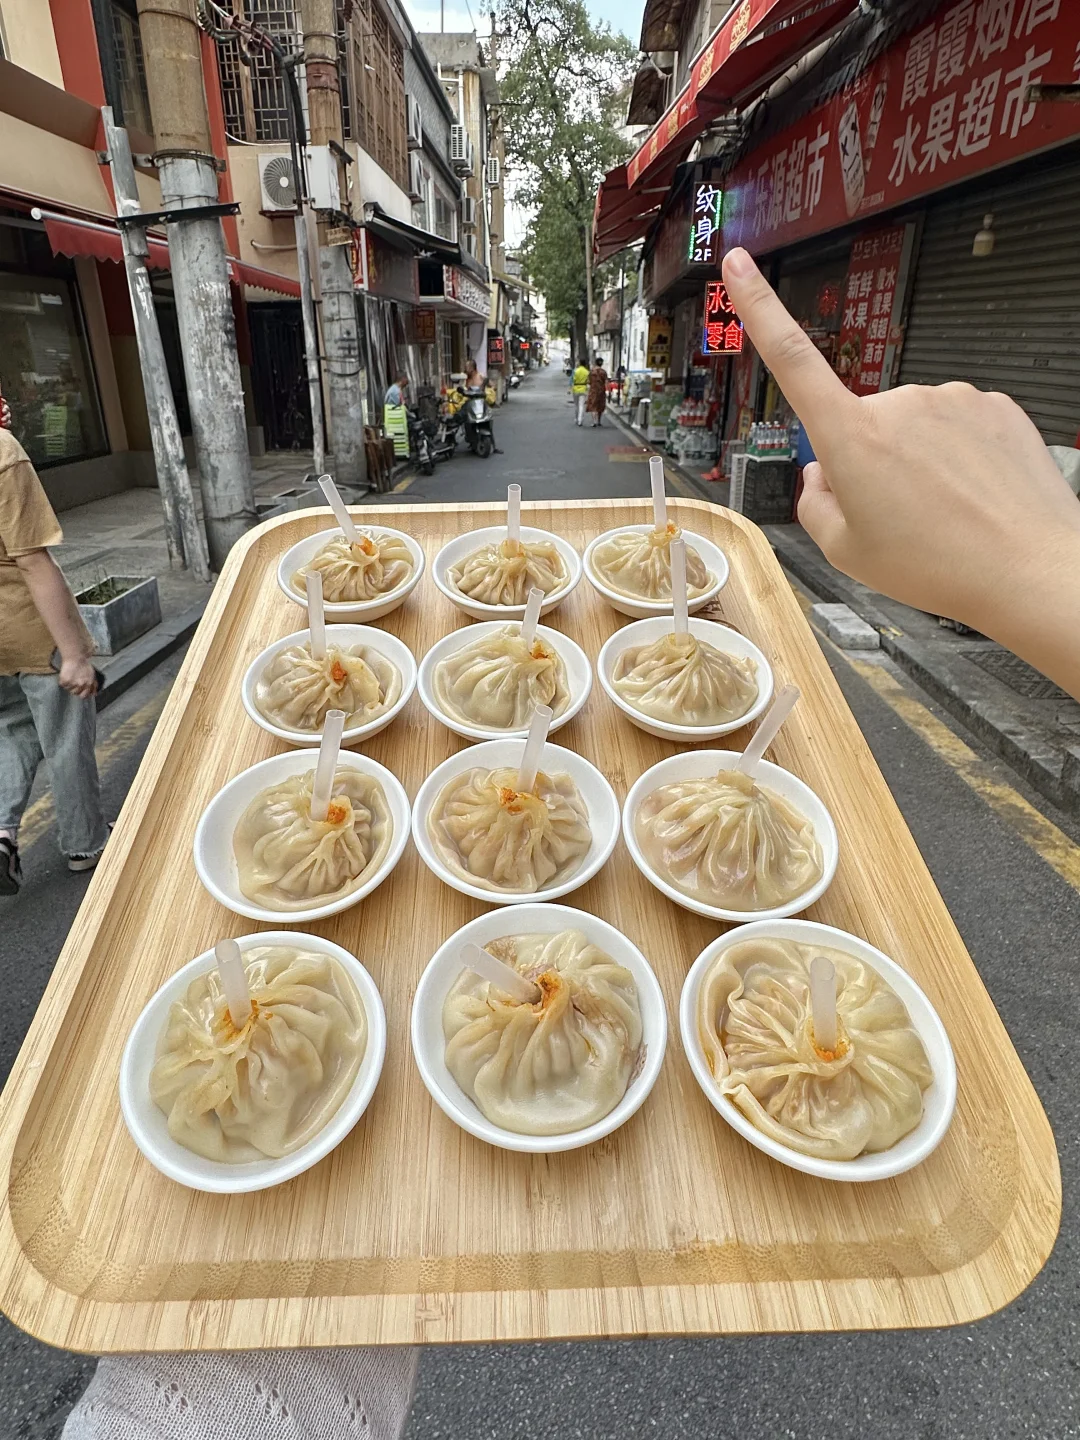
[76,576,161,656]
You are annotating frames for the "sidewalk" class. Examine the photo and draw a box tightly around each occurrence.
[57,452,318,707]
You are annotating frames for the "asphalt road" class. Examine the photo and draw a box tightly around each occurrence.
[4,365,1079,1438]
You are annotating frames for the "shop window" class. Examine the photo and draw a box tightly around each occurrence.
[0,273,107,470]
[92,0,153,136]
[345,0,408,193]
[216,1,300,143]
[434,190,457,244]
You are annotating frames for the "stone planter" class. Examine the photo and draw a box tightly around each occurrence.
[76,576,161,656]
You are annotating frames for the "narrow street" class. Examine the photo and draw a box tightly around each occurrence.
[5,371,1080,1439]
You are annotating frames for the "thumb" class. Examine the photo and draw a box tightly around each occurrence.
[797,462,847,559]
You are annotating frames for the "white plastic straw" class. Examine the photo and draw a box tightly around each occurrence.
[317,473,360,544]
[215,938,252,1029]
[516,703,553,794]
[670,538,689,638]
[310,709,346,821]
[461,941,540,1004]
[506,483,522,552]
[736,684,800,777]
[809,954,838,1053]
[520,587,544,647]
[307,568,326,661]
[650,454,668,532]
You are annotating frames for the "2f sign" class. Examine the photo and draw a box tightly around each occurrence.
[689,183,723,264]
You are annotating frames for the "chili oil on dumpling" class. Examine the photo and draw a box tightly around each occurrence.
[592,522,711,602]
[443,929,642,1135]
[428,765,591,894]
[635,768,822,911]
[233,765,393,911]
[150,944,367,1162]
[449,536,568,607]
[292,530,414,603]
[696,937,933,1160]
[433,624,570,731]
[612,631,758,728]
[255,641,402,732]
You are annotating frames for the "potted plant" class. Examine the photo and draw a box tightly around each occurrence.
[76,575,162,656]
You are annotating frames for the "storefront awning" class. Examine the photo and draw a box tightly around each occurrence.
[364,204,462,265]
[36,208,301,298]
[593,163,661,264]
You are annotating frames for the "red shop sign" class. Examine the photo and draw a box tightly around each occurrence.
[702,280,744,354]
[836,225,907,394]
[724,1,1080,255]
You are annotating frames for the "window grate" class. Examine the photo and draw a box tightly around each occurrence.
[215,1,300,146]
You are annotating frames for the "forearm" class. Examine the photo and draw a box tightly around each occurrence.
[979,528,1080,702]
[16,551,91,662]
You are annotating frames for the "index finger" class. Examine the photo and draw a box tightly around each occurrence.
[722,248,860,444]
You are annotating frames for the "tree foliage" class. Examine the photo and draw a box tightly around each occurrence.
[493,0,635,341]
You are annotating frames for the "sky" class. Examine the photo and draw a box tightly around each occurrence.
[402,0,645,247]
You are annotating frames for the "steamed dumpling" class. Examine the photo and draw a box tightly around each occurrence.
[697,937,933,1160]
[449,537,568,607]
[592,522,711,601]
[255,641,402,732]
[433,624,570,731]
[292,530,413,602]
[444,929,642,1134]
[150,944,366,1162]
[612,631,757,727]
[428,766,590,893]
[234,766,393,911]
[635,768,822,911]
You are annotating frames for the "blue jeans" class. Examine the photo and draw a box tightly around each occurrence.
[0,672,107,856]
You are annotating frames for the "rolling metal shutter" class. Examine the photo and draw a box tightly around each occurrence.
[898,146,1080,446]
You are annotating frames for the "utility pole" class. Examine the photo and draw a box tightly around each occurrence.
[299,0,367,488]
[583,219,595,363]
[101,110,208,581]
[134,0,256,573]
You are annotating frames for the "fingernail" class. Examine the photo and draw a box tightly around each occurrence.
[723,247,757,280]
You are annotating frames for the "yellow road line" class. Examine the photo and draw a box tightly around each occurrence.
[392,473,416,494]
[788,579,1080,892]
[18,690,167,853]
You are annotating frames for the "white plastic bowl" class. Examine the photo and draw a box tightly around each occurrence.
[241,625,417,748]
[194,749,410,923]
[622,748,838,923]
[412,738,619,905]
[583,523,729,619]
[411,903,667,1153]
[120,931,387,1193]
[432,525,582,621]
[680,918,957,1182]
[597,616,774,742]
[277,523,425,623]
[417,620,592,742]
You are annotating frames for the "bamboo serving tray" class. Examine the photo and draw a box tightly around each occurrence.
[0,499,1060,1353]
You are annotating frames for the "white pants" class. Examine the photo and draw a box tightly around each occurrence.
[575,394,586,425]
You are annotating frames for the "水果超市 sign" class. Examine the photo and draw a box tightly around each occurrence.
[723,1,1080,255]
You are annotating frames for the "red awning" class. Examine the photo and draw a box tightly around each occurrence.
[626,0,857,190]
[41,212,302,297]
[43,214,170,269]
[593,164,662,263]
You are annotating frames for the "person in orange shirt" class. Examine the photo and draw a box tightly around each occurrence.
[0,419,108,894]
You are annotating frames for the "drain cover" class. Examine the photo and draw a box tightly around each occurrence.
[962,647,1070,700]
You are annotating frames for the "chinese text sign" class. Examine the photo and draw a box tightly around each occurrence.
[702,281,744,354]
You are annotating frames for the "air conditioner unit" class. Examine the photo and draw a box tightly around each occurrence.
[450,124,474,176]
[408,152,425,201]
[486,156,500,187]
[259,152,299,211]
[407,96,423,150]
[305,144,341,212]
[462,195,477,230]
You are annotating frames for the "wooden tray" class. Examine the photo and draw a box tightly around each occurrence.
[0,500,1059,1353]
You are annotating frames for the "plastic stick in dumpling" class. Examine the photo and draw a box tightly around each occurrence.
[255,640,402,732]
[293,528,414,603]
[696,937,933,1160]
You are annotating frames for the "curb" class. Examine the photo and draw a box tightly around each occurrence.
[604,410,719,504]
[96,599,208,712]
[765,524,1077,812]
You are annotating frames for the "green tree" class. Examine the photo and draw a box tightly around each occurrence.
[494,0,635,355]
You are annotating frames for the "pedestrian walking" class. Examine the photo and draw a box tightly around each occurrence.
[586,356,608,427]
[0,424,108,895]
[571,359,589,425]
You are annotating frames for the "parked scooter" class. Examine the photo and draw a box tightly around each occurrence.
[414,388,457,467]
[460,385,495,458]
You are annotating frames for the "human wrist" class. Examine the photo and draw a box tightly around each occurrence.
[982,518,1080,695]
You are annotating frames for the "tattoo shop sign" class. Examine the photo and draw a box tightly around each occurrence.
[723,1,1080,255]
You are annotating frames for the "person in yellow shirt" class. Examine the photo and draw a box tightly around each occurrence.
[571,361,589,426]
[0,425,108,894]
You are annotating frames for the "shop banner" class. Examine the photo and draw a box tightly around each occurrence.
[488,333,506,366]
[702,280,744,354]
[647,314,673,369]
[356,231,418,303]
[444,266,490,317]
[835,224,907,393]
[406,309,437,344]
[725,1,1080,255]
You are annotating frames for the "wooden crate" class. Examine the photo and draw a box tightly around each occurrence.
[0,499,1059,1353]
